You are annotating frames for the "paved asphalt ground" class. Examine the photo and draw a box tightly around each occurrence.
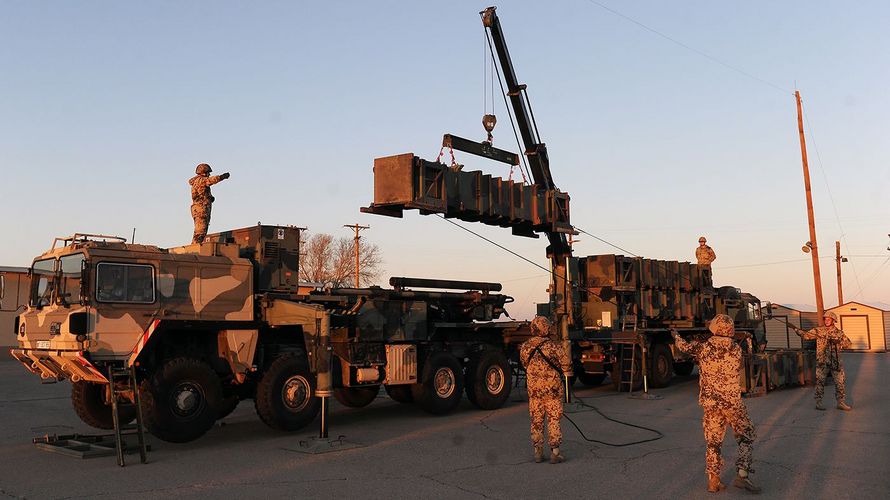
[1,354,887,499]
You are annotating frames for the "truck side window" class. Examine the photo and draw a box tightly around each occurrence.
[96,263,155,303]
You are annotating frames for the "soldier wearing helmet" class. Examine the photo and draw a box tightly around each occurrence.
[189,163,231,244]
[519,315,570,464]
[794,310,852,411]
[672,315,760,493]
[696,236,717,267]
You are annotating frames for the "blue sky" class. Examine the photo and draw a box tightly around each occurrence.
[1,1,888,318]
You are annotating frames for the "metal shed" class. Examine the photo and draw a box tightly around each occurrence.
[0,266,30,348]
[827,302,889,352]
[763,304,805,349]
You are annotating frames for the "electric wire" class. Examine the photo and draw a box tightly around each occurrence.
[584,0,792,96]
[562,387,664,446]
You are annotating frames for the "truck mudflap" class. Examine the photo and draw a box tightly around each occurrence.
[9,348,108,384]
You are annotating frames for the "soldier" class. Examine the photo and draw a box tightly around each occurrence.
[672,315,760,493]
[520,316,570,464]
[189,163,230,244]
[696,236,717,266]
[794,311,852,411]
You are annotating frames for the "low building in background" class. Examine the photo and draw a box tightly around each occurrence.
[0,266,29,348]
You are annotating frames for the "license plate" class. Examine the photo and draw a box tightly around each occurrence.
[36,340,51,349]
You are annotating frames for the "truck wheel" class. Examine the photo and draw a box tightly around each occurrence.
[255,353,320,431]
[216,396,240,419]
[465,349,511,410]
[577,372,606,387]
[384,385,414,403]
[673,361,694,376]
[333,386,380,408]
[649,343,674,388]
[71,381,136,430]
[412,351,464,415]
[139,357,222,443]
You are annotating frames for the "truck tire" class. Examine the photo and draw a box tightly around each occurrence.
[139,357,223,443]
[71,381,136,430]
[255,353,320,431]
[384,384,414,403]
[465,349,511,410]
[577,372,606,387]
[649,343,674,388]
[673,361,694,376]
[411,351,464,415]
[333,386,380,408]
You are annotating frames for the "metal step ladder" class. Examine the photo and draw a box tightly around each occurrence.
[107,365,148,466]
[616,342,638,392]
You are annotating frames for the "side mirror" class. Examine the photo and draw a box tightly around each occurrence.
[762,302,773,320]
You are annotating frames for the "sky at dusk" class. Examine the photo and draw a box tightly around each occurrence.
[1,1,887,319]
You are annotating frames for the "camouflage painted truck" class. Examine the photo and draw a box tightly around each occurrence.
[562,254,766,391]
[11,226,525,443]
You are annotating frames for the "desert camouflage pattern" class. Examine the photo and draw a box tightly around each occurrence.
[12,238,254,383]
[674,331,755,476]
[189,174,227,244]
[520,334,570,449]
[696,244,716,266]
[799,325,850,403]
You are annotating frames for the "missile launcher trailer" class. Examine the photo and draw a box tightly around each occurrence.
[11,225,526,443]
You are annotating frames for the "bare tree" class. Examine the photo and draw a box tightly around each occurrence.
[299,233,383,287]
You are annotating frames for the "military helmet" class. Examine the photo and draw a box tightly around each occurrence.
[699,236,707,243]
[708,314,734,337]
[530,316,552,337]
[196,163,212,175]
[823,311,838,322]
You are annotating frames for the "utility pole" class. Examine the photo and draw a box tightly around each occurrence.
[835,240,847,306]
[344,224,369,287]
[795,90,825,318]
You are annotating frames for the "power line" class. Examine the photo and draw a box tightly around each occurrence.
[584,0,792,95]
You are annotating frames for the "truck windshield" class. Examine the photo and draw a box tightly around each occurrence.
[59,254,85,305]
[30,258,57,307]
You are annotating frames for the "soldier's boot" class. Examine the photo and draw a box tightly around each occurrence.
[733,472,761,494]
[549,447,565,464]
[837,401,852,411]
[815,400,826,411]
[707,474,726,493]
[534,446,544,463]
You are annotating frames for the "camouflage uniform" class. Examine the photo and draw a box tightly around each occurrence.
[696,242,717,266]
[673,315,756,483]
[189,164,229,244]
[520,316,570,461]
[798,312,851,406]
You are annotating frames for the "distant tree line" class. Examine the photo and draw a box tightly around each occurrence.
[299,233,382,287]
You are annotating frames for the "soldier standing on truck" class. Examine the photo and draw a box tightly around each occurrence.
[189,163,230,244]
[696,236,717,266]
[794,311,853,411]
[520,316,570,464]
[671,315,760,494]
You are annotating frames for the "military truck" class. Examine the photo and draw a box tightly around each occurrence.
[11,226,526,443]
[562,254,766,391]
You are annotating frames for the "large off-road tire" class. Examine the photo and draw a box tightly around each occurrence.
[411,351,464,415]
[71,381,136,430]
[216,396,240,419]
[465,349,511,410]
[673,361,695,376]
[255,353,320,431]
[649,343,674,388]
[333,386,380,408]
[577,372,606,387]
[139,357,223,443]
[384,384,414,404]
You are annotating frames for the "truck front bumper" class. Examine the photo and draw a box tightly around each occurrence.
[9,348,108,384]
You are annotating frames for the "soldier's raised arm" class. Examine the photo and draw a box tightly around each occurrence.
[671,329,702,357]
[208,172,231,185]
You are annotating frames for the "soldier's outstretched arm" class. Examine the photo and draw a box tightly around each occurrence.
[671,329,701,356]
[207,172,230,185]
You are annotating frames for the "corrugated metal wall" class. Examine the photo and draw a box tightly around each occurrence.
[764,305,803,349]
